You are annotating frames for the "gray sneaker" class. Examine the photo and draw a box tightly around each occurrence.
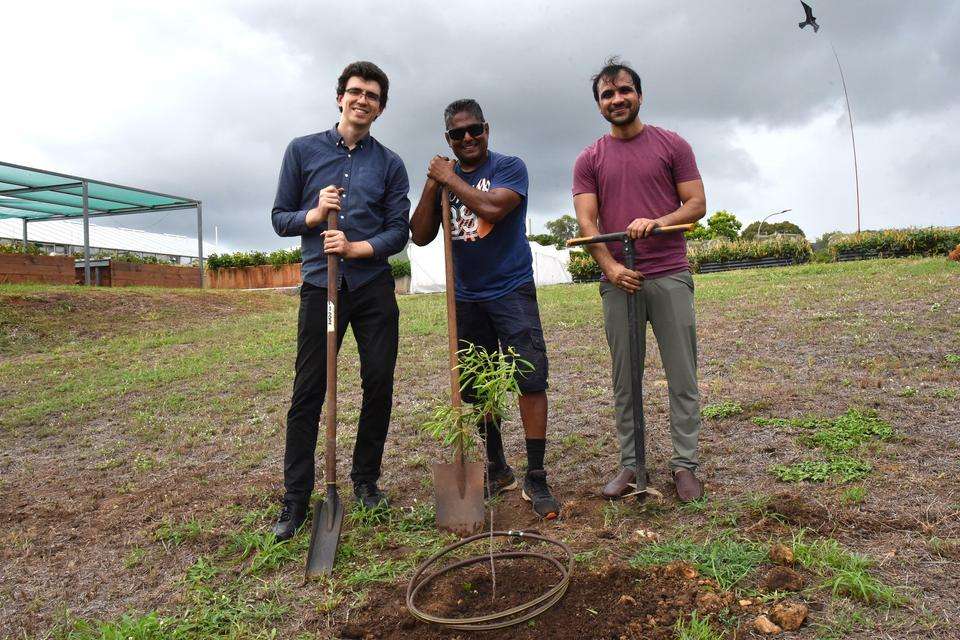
[521,470,560,519]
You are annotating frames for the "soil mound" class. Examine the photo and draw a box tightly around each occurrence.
[339,560,743,639]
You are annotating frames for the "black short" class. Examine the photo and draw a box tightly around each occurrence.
[455,281,549,402]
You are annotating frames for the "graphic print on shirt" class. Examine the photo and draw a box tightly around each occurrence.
[449,177,493,241]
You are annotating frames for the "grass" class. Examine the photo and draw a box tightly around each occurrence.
[630,532,767,591]
[840,486,866,505]
[701,401,743,420]
[791,531,905,607]
[5,257,956,638]
[674,611,724,640]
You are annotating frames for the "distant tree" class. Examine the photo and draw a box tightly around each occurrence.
[741,220,805,241]
[812,231,839,251]
[545,214,579,246]
[687,210,741,241]
[527,233,557,247]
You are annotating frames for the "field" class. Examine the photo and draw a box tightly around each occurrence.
[2,258,959,639]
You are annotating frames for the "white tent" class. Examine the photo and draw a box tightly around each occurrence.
[409,239,572,294]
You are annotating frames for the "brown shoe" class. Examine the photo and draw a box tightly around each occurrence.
[601,468,636,499]
[673,468,704,502]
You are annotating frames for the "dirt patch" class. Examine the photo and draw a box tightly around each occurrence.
[340,561,742,640]
[766,492,831,529]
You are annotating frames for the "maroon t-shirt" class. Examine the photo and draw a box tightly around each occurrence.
[572,125,701,278]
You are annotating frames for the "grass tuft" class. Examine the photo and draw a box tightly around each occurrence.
[674,611,724,640]
[630,532,766,590]
[701,401,744,420]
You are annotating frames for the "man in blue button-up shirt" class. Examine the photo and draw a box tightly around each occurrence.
[270,61,410,540]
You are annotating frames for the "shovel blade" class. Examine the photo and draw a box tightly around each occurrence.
[432,461,485,536]
[304,490,344,579]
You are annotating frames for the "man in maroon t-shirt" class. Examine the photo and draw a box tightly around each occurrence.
[572,57,707,502]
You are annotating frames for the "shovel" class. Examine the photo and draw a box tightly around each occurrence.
[567,223,693,502]
[432,187,485,536]
[304,207,345,578]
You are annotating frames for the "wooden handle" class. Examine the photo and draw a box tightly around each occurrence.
[324,210,339,485]
[566,223,695,247]
[440,188,464,464]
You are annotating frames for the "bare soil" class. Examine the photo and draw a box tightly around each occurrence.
[2,260,959,638]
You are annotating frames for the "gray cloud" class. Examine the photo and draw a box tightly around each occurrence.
[2,1,957,249]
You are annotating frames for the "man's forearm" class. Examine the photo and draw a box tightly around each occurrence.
[410,179,441,246]
[575,205,619,272]
[656,196,706,228]
[444,174,508,223]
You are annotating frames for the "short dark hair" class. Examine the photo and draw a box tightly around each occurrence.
[336,61,389,108]
[443,98,484,129]
[591,56,642,102]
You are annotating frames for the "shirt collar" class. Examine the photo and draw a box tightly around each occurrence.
[329,123,370,149]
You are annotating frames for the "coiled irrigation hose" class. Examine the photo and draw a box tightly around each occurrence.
[406,530,574,631]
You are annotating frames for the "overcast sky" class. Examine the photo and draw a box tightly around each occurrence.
[2,1,957,252]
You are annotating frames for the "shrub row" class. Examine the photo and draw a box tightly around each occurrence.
[205,247,411,278]
[829,227,960,258]
[567,236,812,280]
[0,241,45,256]
[206,248,302,270]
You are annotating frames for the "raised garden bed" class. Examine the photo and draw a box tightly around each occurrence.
[0,253,76,285]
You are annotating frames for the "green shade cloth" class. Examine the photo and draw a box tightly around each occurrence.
[0,161,197,221]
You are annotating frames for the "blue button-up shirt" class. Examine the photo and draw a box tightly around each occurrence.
[271,125,410,290]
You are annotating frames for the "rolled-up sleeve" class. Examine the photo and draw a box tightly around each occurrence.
[271,140,312,237]
[366,157,410,258]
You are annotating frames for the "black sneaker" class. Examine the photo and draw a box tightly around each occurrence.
[485,463,519,500]
[521,470,560,519]
[353,482,389,510]
[271,500,308,541]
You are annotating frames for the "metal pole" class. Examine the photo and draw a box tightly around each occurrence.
[83,181,91,286]
[22,219,28,253]
[196,202,204,288]
[757,208,791,241]
[623,240,647,501]
[831,42,861,235]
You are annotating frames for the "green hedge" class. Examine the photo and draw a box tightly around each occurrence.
[829,227,960,258]
[390,258,411,278]
[206,247,411,278]
[0,242,45,256]
[567,237,812,280]
[206,248,301,270]
[688,237,812,272]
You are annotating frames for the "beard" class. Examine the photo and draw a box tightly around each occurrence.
[603,102,640,126]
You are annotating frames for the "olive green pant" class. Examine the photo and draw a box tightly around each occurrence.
[600,271,701,472]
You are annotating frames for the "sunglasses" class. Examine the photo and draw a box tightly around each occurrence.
[446,123,486,141]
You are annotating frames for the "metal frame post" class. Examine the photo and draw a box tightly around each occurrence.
[22,219,28,253]
[83,181,91,285]
[196,202,204,288]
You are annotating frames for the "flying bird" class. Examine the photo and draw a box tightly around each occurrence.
[799,1,820,33]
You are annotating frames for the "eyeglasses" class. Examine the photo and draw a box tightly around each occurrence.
[343,87,381,103]
[446,123,486,141]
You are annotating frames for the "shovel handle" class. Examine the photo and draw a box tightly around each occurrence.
[440,188,464,465]
[325,207,339,484]
[566,223,694,248]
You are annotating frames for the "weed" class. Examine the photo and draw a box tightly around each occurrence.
[945,354,960,364]
[933,388,957,399]
[560,433,588,448]
[602,501,625,529]
[122,547,147,570]
[896,386,917,397]
[755,409,893,453]
[154,517,211,546]
[229,530,301,576]
[674,611,724,640]
[771,456,872,483]
[184,556,218,585]
[840,486,866,505]
[701,401,743,420]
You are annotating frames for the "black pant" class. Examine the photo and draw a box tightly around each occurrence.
[283,271,399,505]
